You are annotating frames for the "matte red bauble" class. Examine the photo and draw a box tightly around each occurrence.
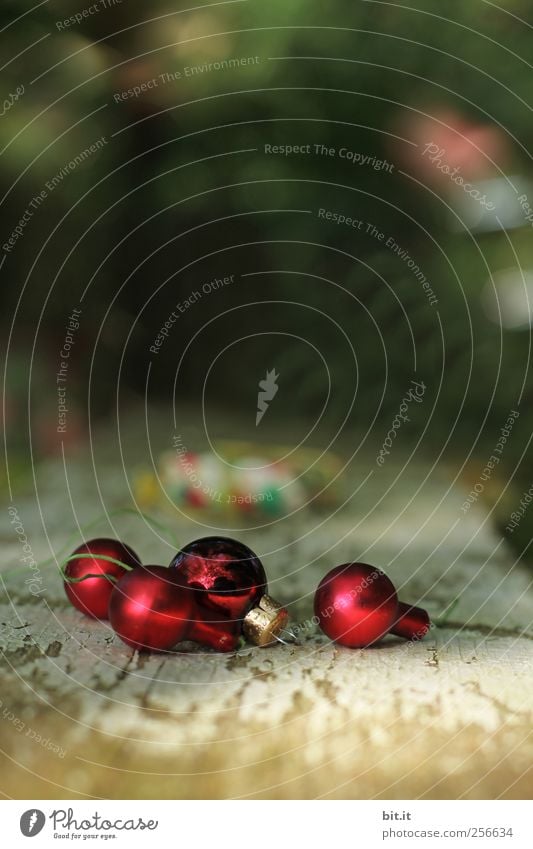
[314,563,430,648]
[109,565,195,652]
[170,536,288,650]
[64,537,140,620]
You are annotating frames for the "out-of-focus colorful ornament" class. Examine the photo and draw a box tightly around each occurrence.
[134,440,343,517]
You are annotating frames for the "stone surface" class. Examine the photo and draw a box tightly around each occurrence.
[1,433,532,799]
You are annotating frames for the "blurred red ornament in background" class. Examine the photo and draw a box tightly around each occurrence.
[395,109,509,181]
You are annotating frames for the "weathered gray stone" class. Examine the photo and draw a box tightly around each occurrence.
[1,452,532,798]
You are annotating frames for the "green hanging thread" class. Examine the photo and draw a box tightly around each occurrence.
[434,595,461,627]
[63,572,119,585]
[1,507,179,587]
[47,506,180,568]
[60,552,137,582]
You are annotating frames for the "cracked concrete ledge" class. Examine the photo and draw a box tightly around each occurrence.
[1,456,532,799]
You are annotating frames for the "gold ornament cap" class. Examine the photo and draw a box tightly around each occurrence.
[243,594,289,646]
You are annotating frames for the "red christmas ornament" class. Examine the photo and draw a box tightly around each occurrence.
[109,565,195,652]
[169,536,289,650]
[314,563,430,648]
[64,537,141,620]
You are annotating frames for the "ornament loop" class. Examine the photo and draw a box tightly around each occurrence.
[242,594,290,647]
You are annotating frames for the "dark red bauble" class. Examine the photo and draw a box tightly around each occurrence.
[108,565,195,652]
[64,537,141,620]
[169,536,267,651]
[314,563,431,648]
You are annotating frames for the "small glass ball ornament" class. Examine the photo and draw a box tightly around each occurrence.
[170,536,289,650]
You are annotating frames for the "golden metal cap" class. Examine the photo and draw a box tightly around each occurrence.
[242,594,289,647]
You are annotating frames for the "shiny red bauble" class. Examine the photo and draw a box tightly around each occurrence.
[109,565,195,652]
[169,536,267,652]
[314,563,430,648]
[64,537,141,620]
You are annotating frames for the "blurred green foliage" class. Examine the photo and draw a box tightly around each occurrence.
[1,0,533,509]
